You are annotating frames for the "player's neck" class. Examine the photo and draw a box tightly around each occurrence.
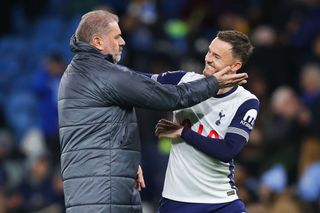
[217,87,232,95]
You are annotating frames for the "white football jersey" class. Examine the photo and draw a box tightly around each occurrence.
[162,72,259,204]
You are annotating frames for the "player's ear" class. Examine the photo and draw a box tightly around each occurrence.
[231,62,242,72]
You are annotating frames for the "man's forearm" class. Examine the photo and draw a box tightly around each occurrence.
[181,127,246,163]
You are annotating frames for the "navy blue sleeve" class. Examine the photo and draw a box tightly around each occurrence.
[152,71,187,85]
[132,70,187,85]
[181,127,246,163]
[226,99,259,142]
[180,98,260,162]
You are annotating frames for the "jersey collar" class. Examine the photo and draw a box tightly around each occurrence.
[214,86,238,98]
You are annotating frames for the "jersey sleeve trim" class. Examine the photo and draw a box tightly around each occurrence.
[226,127,249,141]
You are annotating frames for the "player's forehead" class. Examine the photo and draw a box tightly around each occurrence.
[208,38,233,53]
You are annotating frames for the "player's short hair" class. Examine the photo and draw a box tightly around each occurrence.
[217,30,254,64]
[75,10,119,43]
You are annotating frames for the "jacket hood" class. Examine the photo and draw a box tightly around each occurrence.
[70,34,114,62]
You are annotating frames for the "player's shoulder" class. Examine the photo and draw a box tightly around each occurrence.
[154,70,188,85]
[235,86,259,103]
[179,72,205,84]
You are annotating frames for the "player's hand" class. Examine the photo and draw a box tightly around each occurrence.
[155,119,183,138]
[136,165,145,191]
[213,66,248,88]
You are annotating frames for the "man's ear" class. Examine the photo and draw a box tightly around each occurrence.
[90,35,103,50]
[231,62,242,72]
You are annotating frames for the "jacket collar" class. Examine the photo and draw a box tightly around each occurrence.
[70,35,114,63]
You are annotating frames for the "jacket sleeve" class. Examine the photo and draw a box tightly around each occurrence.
[102,66,220,111]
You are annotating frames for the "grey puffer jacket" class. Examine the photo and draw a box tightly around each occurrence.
[58,36,220,213]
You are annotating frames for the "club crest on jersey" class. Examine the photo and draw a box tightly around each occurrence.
[215,110,225,126]
[240,109,257,129]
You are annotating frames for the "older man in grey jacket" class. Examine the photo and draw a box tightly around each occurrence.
[58,10,247,213]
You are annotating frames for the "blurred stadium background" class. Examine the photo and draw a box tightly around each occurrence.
[0,0,319,212]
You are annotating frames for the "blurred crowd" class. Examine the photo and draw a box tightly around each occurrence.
[0,0,320,212]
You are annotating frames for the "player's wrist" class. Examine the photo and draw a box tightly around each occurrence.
[177,127,183,136]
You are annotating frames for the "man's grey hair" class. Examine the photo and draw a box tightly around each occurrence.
[75,10,119,43]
